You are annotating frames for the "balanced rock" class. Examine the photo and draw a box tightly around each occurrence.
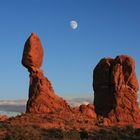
[22,32,44,69]
[22,33,70,113]
[93,55,139,124]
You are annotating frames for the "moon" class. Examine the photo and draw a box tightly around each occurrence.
[70,20,78,29]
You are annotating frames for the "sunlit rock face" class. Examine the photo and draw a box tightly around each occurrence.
[22,32,71,113]
[0,115,8,121]
[93,55,139,124]
[22,32,97,121]
[79,104,96,119]
[22,32,44,69]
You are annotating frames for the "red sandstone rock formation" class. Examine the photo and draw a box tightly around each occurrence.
[79,104,96,118]
[22,33,96,118]
[0,115,8,122]
[93,55,139,124]
[22,33,71,113]
[22,32,44,69]
[22,32,96,120]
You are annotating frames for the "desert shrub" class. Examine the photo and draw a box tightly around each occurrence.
[43,128,80,140]
[134,128,140,136]
[93,128,120,140]
[80,130,88,140]
[92,125,140,140]
[123,125,135,135]
[62,129,81,140]
[4,125,42,140]
[44,128,63,139]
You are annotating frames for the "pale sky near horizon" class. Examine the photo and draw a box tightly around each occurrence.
[0,0,140,99]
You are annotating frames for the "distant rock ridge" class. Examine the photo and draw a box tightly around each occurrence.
[22,32,96,119]
[93,55,140,125]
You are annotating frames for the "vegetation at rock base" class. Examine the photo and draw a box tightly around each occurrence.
[1,124,140,140]
[91,125,140,140]
[4,125,42,140]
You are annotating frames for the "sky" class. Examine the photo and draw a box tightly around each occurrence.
[0,0,140,99]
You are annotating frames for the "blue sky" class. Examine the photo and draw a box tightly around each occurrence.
[0,0,140,99]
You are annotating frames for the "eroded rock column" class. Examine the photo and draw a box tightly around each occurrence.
[93,55,139,124]
[22,33,70,113]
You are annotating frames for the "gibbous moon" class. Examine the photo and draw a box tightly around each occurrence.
[70,20,78,29]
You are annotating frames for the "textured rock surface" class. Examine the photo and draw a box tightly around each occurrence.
[79,104,96,118]
[22,32,97,118]
[22,32,44,69]
[93,55,139,124]
[0,115,8,121]
[22,33,71,113]
[26,68,71,113]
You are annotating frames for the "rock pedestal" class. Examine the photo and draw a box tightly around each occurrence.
[22,33,70,113]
